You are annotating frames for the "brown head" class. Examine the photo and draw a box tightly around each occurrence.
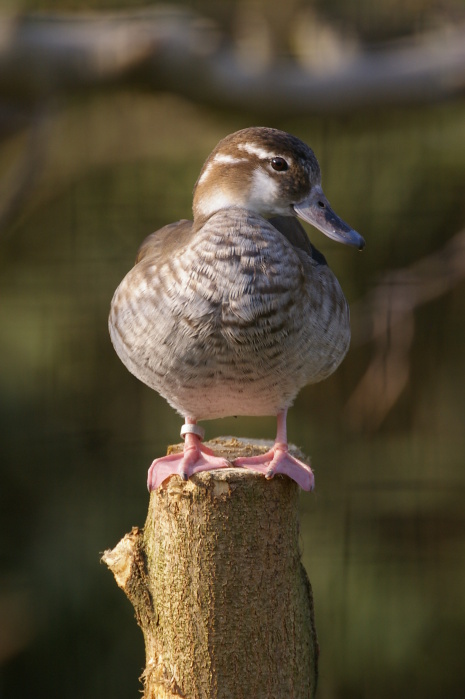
[193,126,365,250]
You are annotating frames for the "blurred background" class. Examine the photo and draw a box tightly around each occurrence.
[1,1,465,698]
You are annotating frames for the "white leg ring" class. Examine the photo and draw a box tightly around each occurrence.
[180,423,205,441]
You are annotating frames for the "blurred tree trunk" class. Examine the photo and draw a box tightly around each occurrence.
[103,437,318,699]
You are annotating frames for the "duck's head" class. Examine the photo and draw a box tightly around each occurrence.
[193,126,365,250]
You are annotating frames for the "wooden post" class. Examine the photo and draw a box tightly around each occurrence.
[102,437,318,699]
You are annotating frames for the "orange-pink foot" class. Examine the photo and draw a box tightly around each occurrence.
[147,432,229,491]
[233,442,314,491]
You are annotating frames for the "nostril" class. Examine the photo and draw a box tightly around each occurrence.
[317,200,325,209]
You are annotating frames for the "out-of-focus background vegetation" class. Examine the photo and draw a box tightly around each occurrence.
[1,1,465,697]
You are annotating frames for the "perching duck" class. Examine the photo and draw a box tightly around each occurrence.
[109,127,365,492]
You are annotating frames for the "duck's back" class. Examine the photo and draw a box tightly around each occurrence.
[109,211,350,420]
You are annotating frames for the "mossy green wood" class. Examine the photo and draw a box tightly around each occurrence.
[104,438,318,699]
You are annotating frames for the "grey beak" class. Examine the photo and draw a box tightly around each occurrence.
[293,185,365,250]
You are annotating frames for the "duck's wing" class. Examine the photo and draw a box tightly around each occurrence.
[269,215,327,266]
[135,219,194,263]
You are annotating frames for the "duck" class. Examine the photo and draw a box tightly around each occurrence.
[109,127,365,492]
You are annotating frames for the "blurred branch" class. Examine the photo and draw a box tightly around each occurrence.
[1,7,464,236]
[346,228,465,430]
[0,7,464,113]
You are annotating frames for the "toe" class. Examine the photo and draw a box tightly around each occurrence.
[273,457,314,491]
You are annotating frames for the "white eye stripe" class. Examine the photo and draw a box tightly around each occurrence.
[213,153,248,165]
[237,142,293,168]
[237,142,276,159]
[198,153,248,184]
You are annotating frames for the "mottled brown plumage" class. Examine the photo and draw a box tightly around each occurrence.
[109,127,364,491]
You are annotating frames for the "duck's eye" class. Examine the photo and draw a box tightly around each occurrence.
[271,157,289,172]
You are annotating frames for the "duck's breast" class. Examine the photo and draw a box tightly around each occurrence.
[109,210,350,419]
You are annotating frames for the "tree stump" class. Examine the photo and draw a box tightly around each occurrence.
[102,437,318,699]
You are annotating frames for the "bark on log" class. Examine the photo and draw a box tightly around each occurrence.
[102,437,318,699]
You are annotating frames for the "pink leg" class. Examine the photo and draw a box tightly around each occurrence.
[233,410,314,491]
[147,419,230,491]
